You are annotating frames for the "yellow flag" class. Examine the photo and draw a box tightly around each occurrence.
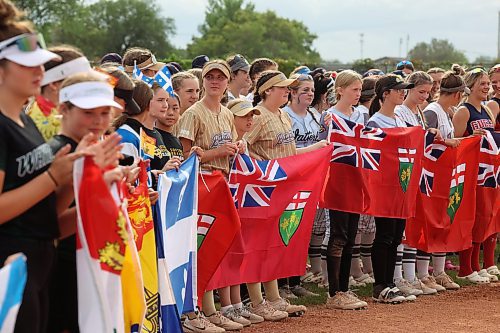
[140,128,157,158]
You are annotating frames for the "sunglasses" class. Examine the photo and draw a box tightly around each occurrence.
[296,73,313,81]
[0,33,46,53]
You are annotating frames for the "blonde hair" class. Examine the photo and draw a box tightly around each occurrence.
[406,71,433,87]
[334,70,362,102]
[172,71,198,91]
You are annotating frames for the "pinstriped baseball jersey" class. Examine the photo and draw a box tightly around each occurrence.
[178,101,237,174]
[244,105,297,160]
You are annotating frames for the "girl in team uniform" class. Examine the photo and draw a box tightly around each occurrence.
[453,67,500,283]
[244,70,328,319]
[486,64,500,130]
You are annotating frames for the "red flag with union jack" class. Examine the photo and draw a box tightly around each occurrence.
[472,131,500,242]
[321,114,425,218]
[207,146,332,286]
[404,136,481,252]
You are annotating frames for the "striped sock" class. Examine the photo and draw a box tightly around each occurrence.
[402,246,417,282]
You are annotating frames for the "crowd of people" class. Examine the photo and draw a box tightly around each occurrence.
[0,0,499,332]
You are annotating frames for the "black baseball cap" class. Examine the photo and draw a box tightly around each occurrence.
[192,55,210,69]
[375,74,415,97]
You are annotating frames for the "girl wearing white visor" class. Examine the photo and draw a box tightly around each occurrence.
[0,2,120,331]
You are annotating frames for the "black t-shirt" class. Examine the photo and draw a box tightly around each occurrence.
[0,112,58,240]
[156,128,184,160]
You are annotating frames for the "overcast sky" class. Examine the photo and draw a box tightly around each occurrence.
[161,0,499,63]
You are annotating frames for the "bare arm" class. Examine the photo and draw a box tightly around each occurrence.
[452,106,470,138]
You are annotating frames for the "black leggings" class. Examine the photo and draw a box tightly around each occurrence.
[371,217,406,290]
[0,236,56,333]
[327,210,359,296]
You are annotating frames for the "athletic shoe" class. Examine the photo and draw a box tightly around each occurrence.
[222,307,251,327]
[433,271,460,290]
[421,275,446,292]
[291,285,319,297]
[205,311,244,331]
[267,297,307,316]
[237,304,264,324]
[478,269,499,282]
[485,265,500,277]
[394,278,423,296]
[372,286,406,304]
[355,273,375,284]
[445,260,459,271]
[301,271,323,284]
[457,271,490,284]
[345,291,368,308]
[410,278,437,295]
[318,281,329,289]
[183,314,225,333]
[279,285,298,299]
[327,291,367,310]
[248,301,288,322]
[349,275,366,288]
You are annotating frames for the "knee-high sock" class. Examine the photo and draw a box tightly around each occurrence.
[393,244,404,281]
[350,232,363,278]
[459,247,473,277]
[483,234,497,268]
[432,253,446,276]
[309,233,324,274]
[360,232,375,274]
[263,280,280,302]
[247,283,263,305]
[202,290,217,316]
[416,250,431,279]
[471,242,481,272]
[402,246,417,282]
[321,233,329,283]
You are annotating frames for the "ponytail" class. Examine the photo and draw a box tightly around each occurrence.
[369,96,381,116]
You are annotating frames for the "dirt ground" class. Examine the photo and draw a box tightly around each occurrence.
[244,283,500,333]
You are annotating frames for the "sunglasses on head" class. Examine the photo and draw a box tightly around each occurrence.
[296,73,313,81]
[0,33,46,53]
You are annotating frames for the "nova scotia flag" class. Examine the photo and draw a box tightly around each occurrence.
[157,154,198,324]
[0,254,27,333]
[154,66,175,97]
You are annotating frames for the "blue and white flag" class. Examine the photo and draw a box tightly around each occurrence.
[157,154,198,325]
[0,254,27,333]
[154,66,175,97]
[132,62,154,86]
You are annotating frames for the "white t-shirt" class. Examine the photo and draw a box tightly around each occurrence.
[395,105,425,128]
[423,102,455,139]
[367,112,407,129]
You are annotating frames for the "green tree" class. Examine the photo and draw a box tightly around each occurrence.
[408,38,468,64]
[187,0,321,63]
[351,58,376,74]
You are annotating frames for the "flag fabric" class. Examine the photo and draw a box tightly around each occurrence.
[196,172,240,302]
[0,254,27,333]
[321,114,426,218]
[140,128,157,159]
[213,146,332,285]
[133,62,154,86]
[404,136,481,252]
[74,157,145,333]
[126,161,159,333]
[472,131,500,243]
[157,154,198,316]
[154,66,175,97]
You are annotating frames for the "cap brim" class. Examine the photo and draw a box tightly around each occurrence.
[203,64,231,79]
[392,82,415,90]
[233,107,261,117]
[147,62,166,71]
[71,97,123,110]
[463,87,471,94]
[274,78,298,87]
[6,49,61,67]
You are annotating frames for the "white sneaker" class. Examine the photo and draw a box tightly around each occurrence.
[410,278,437,295]
[420,275,446,292]
[327,291,367,310]
[457,271,490,284]
[478,269,499,282]
[355,273,375,284]
[183,314,225,333]
[486,265,500,276]
[205,311,244,331]
[349,275,366,288]
[237,304,264,324]
[395,278,423,296]
[222,307,251,327]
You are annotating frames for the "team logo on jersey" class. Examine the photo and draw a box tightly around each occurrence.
[279,191,310,246]
[197,214,216,250]
[448,163,466,223]
[398,148,416,192]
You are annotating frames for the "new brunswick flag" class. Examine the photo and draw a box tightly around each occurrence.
[404,136,481,252]
[74,157,145,333]
[127,160,159,333]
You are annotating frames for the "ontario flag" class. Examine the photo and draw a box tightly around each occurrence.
[196,172,240,306]
[321,114,426,218]
[404,135,481,252]
[472,131,500,243]
[213,146,332,285]
[74,157,145,333]
[126,160,159,333]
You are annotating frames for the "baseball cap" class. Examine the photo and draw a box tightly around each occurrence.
[202,61,231,79]
[229,100,261,117]
[192,55,210,69]
[0,33,61,67]
[59,79,123,110]
[375,75,415,97]
[124,52,165,73]
[114,87,141,114]
[257,72,298,95]
[228,54,250,73]
[100,53,122,65]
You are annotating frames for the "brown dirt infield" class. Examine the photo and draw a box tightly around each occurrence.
[244,283,500,333]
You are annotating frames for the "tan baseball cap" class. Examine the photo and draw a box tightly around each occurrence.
[202,61,231,79]
[229,100,261,117]
[257,72,298,95]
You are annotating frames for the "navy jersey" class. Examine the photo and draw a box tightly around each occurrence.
[463,103,494,136]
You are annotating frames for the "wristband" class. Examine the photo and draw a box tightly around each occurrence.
[46,170,59,187]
